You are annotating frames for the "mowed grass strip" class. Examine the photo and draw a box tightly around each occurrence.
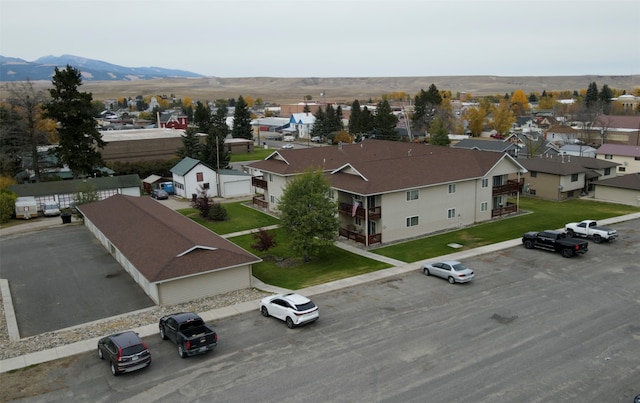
[177,201,279,235]
[372,197,640,263]
[229,227,393,290]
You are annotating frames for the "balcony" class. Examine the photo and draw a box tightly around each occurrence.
[492,179,523,196]
[491,201,518,218]
[338,226,382,246]
[338,202,382,219]
[252,176,267,190]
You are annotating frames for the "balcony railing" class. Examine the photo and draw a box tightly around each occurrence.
[491,202,518,218]
[338,202,382,219]
[252,196,268,209]
[338,227,382,246]
[252,176,267,189]
[492,179,523,196]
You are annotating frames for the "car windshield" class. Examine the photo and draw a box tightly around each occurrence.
[295,301,316,311]
[452,263,469,271]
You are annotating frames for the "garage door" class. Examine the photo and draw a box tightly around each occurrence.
[158,266,251,306]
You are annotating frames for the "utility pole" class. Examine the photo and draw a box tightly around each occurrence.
[216,136,221,197]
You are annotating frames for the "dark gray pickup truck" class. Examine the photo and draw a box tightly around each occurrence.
[522,229,589,258]
[159,312,217,358]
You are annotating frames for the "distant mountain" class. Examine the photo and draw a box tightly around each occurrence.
[0,54,204,82]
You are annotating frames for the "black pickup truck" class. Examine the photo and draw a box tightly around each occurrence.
[159,312,217,358]
[522,230,589,258]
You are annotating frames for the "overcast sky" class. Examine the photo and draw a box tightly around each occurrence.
[1,0,638,78]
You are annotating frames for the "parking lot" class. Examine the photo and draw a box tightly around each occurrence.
[2,219,638,402]
[0,224,154,337]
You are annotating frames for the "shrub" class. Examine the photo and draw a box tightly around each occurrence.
[251,228,277,252]
[208,202,228,221]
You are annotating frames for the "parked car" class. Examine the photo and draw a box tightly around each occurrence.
[151,189,169,200]
[311,136,322,143]
[522,229,588,258]
[281,143,294,149]
[421,260,475,284]
[97,331,151,376]
[43,202,61,217]
[564,219,617,243]
[260,293,319,328]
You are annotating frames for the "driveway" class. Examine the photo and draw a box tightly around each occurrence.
[0,224,154,337]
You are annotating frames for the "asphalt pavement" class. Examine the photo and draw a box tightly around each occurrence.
[1,198,639,374]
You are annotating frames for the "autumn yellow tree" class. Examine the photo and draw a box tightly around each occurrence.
[510,89,530,116]
[182,97,193,108]
[334,130,354,143]
[489,100,516,136]
[463,106,488,137]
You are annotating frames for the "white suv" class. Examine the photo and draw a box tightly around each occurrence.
[260,293,319,328]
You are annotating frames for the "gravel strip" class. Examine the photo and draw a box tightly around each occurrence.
[0,288,271,361]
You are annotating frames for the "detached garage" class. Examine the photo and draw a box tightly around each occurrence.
[78,194,261,306]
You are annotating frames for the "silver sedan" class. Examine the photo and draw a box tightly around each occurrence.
[420,260,475,284]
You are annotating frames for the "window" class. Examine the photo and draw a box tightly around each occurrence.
[406,216,418,227]
[406,189,419,201]
[605,154,612,160]
[619,166,626,172]
[571,173,578,182]
[196,172,204,182]
[481,178,489,188]
[448,184,456,194]
[635,157,640,161]
[269,174,273,182]
[355,217,362,226]
[203,183,210,189]
[270,195,275,203]
[604,168,611,175]
[480,201,488,212]
[530,171,537,177]
[447,208,456,219]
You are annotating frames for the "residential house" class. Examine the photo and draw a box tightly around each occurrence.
[590,115,640,146]
[452,138,520,158]
[248,139,527,247]
[170,157,252,199]
[78,194,261,305]
[287,113,316,139]
[593,173,640,206]
[513,154,619,200]
[159,113,188,130]
[595,143,640,175]
[9,174,142,211]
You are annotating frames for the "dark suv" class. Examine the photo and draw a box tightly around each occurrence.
[97,331,151,376]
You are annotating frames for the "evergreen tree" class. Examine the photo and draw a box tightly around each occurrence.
[177,127,202,159]
[325,104,342,134]
[310,107,328,139]
[279,168,338,262]
[412,84,442,135]
[202,106,230,171]
[231,96,252,140]
[0,105,26,177]
[585,82,599,110]
[360,106,374,135]
[599,84,614,114]
[373,100,399,141]
[193,101,212,134]
[429,117,450,146]
[42,65,105,178]
[348,100,362,135]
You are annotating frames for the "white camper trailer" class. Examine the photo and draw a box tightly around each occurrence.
[15,196,38,219]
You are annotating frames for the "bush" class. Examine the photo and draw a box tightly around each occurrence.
[251,228,277,252]
[0,189,17,224]
[207,202,228,221]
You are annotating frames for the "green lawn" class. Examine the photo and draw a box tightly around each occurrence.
[177,201,279,235]
[229,227,393,290]
[230,148,274,162]
[372,197,640,263]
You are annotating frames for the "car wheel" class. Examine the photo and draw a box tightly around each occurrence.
[159,325,167,340]
[524,240,534,249]
[286,317,294,329]
[593,234,602,244]
[448,276,456,284]
[178,344,187,359]
[423,268,430,276]
[261,306,269,317]
[566,229,575,237]
[110,361,119,376]
[561,248,573,258]
[98,347,104,360]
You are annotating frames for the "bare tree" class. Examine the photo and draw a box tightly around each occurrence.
[4,80,50,182]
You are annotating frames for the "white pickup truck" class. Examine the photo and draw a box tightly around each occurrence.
[564,220,618,243]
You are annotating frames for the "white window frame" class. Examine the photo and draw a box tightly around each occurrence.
[447,208,456,219]
[481,178,489,188]
[448,183,456,194]
[480,201,488,212]
[406,216,419,227]
[406,189,419,201]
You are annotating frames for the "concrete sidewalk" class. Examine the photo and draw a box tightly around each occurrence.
[2,211,639,373]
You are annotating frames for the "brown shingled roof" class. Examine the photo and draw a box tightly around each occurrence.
[77,195,260,283]
[596,172,640,191]
[250,139,524,195]
[517,154,619,175]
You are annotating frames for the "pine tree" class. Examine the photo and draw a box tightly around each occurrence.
[429,117,450,146]
[310,107,327,138]
[193,101,212,134]
[373,100,399,141]
[598,84,614,114]
[585,82,599,110]
[177,127,202,159]
[42,65,105,178]
[348,100,362,135]
[202,106,230,171]
[231,96,252,140]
